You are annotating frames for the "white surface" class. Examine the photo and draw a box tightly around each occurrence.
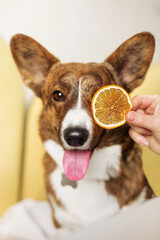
[0,198,159,240]
[68,198,160,240]
[67,197,160,240]
[0,199,59,240]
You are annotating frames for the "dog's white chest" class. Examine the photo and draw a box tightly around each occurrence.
[44,141,121,228]
[49,168,120,229]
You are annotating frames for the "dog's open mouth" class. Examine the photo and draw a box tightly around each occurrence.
[63,150,91,181]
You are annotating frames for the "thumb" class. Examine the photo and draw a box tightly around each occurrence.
[126,111,159,132]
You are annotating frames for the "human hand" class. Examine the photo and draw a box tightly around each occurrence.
[126,95,160,155]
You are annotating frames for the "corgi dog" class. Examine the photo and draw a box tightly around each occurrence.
[10,32,155,231]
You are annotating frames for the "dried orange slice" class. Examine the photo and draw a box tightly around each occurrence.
[91,85,133,129]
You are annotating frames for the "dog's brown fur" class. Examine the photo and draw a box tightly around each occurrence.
[10,32,155,228]
[43,153,63,228]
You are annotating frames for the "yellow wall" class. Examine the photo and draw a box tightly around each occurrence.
[0,38,25,215]
[21,99,46,200]
[131,63,160,196]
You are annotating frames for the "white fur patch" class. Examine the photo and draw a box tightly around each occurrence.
[85,144,121,180]
[61,108,93,150]
[43,140,121,228]
[43,140,64,172]
[43,141,122,228]
[49,167,120,229]
[77,78,82,109]
[43,140,121,181]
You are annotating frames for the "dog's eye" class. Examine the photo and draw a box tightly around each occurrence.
[52,90,65,102]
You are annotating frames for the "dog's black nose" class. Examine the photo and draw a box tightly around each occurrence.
[63,127,89,147]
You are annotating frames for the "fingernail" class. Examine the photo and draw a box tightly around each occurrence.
[141,139,149,147]
[127,111,136,122]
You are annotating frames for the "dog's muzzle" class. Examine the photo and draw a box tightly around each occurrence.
[63,127,89,147]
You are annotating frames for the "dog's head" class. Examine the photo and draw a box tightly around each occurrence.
[10,32,155,180]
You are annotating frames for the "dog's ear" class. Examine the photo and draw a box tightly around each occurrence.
[105,32,155,92]
[10,34,59,97]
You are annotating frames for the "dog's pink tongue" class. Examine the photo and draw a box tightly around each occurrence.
[63,150,91,181]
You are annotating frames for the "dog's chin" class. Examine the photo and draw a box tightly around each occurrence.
[62,147,92,181]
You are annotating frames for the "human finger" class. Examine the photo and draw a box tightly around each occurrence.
[128,128,149,147]
[126,111,160,132]
[131,95,160,112]
[127,122,152,136]
[136,109,145,115]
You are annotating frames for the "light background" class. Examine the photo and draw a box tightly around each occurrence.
[0,0,160,63]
